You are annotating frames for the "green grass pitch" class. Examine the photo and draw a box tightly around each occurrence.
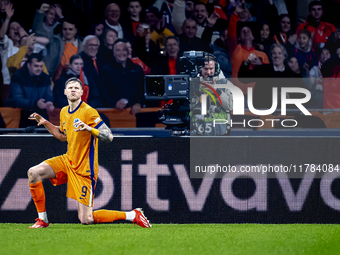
[1,224,339,255]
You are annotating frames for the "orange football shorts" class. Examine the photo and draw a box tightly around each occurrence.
[45,154,97,207]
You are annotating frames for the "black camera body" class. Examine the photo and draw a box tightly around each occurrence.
[144,51,208,101]
[145,75,190,100]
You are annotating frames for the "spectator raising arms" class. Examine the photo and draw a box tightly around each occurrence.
[153,0,182,34]
[0,4,49,102]
[0,0,11,18]
[193,2,228,44]
[0,2,17,102]
[46,18,83,81]
[32,3,63,43]
[145,6,174,52]
[6,31,49,76]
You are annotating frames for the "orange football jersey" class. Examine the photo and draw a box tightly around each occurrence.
[59,101,104,177]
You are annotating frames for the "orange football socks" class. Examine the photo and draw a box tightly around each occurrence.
[29,180,46,213]
[93,210,126,224]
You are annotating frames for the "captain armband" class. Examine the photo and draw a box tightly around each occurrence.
[90,128,100,136]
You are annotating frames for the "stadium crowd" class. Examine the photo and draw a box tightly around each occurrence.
[0,0,339,127]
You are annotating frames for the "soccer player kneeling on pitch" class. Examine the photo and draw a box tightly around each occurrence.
[27,77,151,228]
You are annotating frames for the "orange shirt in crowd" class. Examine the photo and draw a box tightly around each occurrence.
[168,58,177,75]
[132,21,141,36]
[131,57,151,75]
[296,21,336,46]
[227,13,270,94]
[54,43,78,81]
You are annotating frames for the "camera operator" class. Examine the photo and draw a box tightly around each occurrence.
[200,54,233,112]
[193,54,234,135]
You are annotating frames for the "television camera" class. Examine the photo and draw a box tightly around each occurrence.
[144,51,230,136]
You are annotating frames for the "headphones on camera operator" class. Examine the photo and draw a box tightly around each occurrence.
[179,51,221,78]
[198,53,221,78]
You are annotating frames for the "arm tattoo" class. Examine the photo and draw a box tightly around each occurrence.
[97,123,113,142]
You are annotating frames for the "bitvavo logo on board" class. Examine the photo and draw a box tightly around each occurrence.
[199,82,311,128]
